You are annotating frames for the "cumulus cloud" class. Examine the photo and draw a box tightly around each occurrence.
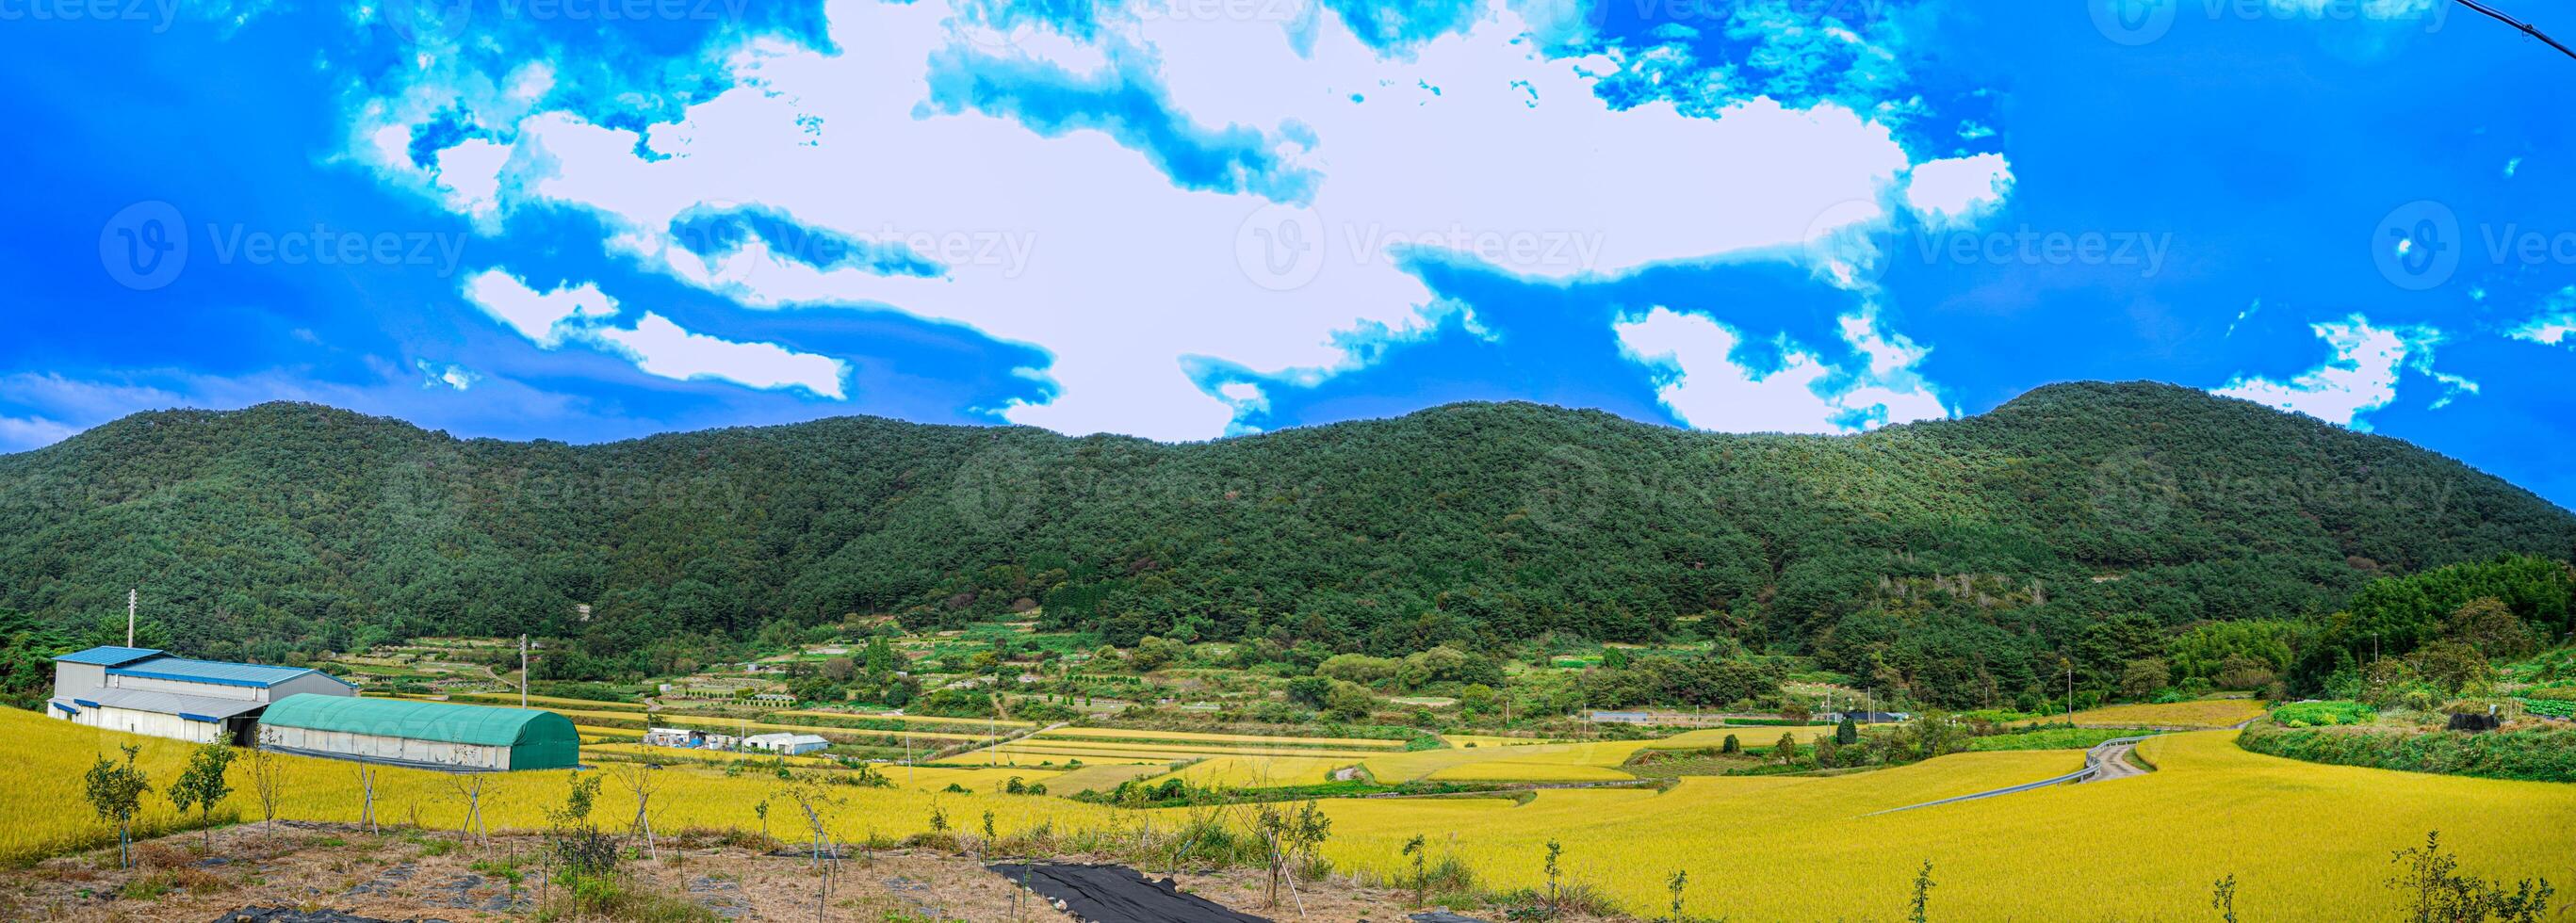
[0,414,79,452]
[355,0,1997,439]
[2507,286,2576,347]
[590,313,849,398]
[416,361,481,392]
[2212,315,2459,429]
[463,269,617,348]
[1611,306,1948,433]
[1904,153,2014,229]
[461,269,848,399]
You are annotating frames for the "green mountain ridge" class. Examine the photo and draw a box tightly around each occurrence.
[1,381,2568,706]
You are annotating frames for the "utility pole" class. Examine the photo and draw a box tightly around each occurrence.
[126,589,137,647]
[520,634,530,709]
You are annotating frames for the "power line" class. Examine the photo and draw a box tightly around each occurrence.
[2455,0,2576,62]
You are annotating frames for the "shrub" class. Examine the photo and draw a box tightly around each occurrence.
[2272,701,2375,728]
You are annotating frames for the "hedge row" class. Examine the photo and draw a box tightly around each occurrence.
[2238,723,2576,782]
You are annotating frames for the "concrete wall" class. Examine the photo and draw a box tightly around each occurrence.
[60,704,228,744]
[257,723,509,771]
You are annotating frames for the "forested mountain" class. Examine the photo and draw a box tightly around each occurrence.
[1,381,2568,703]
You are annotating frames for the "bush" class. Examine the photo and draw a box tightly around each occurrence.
[2272,701,2376,728]
[2238,724,2576,782]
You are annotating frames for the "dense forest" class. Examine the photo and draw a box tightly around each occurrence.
[0,381,2568,709]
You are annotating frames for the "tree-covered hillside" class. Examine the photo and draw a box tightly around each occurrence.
[0,381,2568,704]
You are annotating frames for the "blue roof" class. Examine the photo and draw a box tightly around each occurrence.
[56,646,166,667]
[108,656,346,689]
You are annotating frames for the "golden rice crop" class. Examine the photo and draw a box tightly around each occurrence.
[949,743,1182,765]
[12,707,2571,921]
[582,742,842,769]
[1157,755,1350,788]
[980,738,1394,759]
[1440,734,1563,747]
[1361,739,1655,783]
[2044,698,2269,729]
[0,708,1115,866]
[1316,733,2576,921]
[1639,725,1837,750]
[1029,727,1405,749]
[1421,761,1634,783]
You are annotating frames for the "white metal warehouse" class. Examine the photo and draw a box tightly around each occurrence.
[48,646,356,745]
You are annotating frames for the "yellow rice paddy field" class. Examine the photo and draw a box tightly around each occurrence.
[0,708,1112,866]
[1637,725,1838,750]
[2044,698,2270,728]
[1361,739,1653,782]
[9,707,2572,920]
[1156,754,1348,788]
[1315,732,2576,921]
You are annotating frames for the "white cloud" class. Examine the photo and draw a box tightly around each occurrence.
[416,361,481,391]
[349,0,2001,441]
[2507,286,2576,346]
[462,268,846,398]
[589,313,847,398]
[2212,315,2448,429]
[1611,306,1948,433]
[0,414,78,452]
[462,269,617,348]
[433,138,513,219]
[1903,153,2014,230]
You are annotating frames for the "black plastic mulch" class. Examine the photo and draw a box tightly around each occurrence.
[986,863,1272,923]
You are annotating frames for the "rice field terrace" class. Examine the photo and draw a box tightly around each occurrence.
[13,704,2576,920]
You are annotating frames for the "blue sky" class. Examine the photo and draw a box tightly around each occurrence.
[2,0,2572,507]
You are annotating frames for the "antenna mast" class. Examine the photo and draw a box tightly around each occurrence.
[126,589,137,647]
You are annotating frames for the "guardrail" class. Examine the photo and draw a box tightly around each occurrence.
[1867,735,2158,816]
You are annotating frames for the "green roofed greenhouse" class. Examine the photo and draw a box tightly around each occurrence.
[257,693,579,771]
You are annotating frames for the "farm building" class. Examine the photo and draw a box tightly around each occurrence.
[257,694,580,771]
[48,646,356,745]
[744,732,831,754]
